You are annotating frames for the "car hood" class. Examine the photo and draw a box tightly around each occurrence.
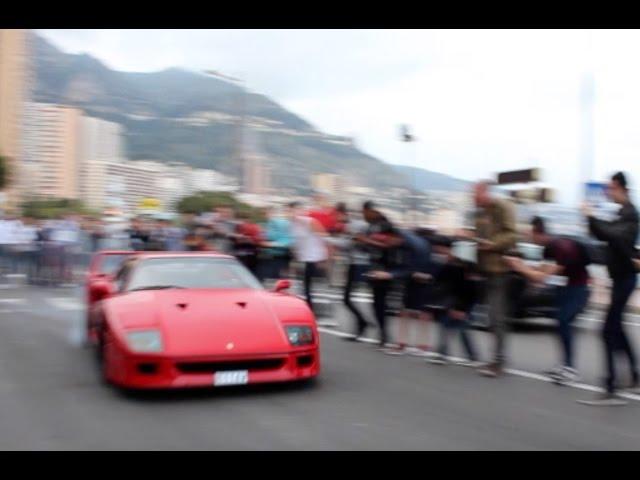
[107,289,295,356]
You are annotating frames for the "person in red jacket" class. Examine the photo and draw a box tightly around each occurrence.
[232,211,263,275]
[307,193,340,233]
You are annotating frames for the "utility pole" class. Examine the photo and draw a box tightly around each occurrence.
[579,30,596,204]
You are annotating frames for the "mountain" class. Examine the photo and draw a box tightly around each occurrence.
[392,165,470,192]
[30,32,465,194]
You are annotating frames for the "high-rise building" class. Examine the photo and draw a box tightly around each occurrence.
[105,160,164,214]
[242,128,271,195]
[22,102,82,200]
[311,173,345,199]
[78,116,125,210]
[0,29,29,207]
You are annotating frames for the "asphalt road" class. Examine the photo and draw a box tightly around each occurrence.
[1,282,640,450]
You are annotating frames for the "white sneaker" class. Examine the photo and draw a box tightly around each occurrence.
[549,366,579,385]
[543,365,564,378]
[560,367,580,384]
[382,346,408,356]
[453,358,481,368]
[405,347,431,357]
[425,353,448,365]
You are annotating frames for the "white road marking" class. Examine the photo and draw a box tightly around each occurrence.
[45,297,83,311]
[0,298,27,313]
[317,327,640,403]
[579,314,640,328]
[0,298,25,304]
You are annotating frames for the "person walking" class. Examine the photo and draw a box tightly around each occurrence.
[328,207,371,340]
[578,172,640,406]
[373,227,434,356]
[504,216,591,384]
[425,236,481,367]
[211,206,238,254]
[287,201,329,315]
[471,181,517,378]
[360,201,398,347]
[232,211,263,276]
[259,206,293,284]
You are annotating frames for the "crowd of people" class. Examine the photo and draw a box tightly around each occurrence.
[1,171,640,406]
[0,215,84,286]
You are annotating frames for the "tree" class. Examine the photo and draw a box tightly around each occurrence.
[176,191,264,222]
[20,198,91,219]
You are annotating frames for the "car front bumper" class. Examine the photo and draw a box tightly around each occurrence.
[104,346,320,389]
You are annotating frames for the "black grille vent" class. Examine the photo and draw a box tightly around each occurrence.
[176,358,285,374]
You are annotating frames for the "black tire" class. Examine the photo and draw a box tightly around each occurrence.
[300,376,320,389]
[97,328,112,385]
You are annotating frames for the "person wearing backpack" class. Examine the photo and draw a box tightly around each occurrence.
[504,216,591,384]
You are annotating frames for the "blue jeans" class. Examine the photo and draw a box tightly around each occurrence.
[438,311,477,361]
[556,285,590,369]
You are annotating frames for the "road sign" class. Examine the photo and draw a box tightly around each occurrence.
[139,198,161,210]
[497,168,540,185]
[509,187,554,204]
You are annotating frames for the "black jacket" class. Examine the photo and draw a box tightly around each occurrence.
[588,201,639,279]
[387,230,433,280]
[433,260,479,313]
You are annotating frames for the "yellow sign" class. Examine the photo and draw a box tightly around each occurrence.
[139,198,161,209]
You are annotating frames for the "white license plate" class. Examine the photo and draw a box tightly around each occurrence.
[214,370,249,387]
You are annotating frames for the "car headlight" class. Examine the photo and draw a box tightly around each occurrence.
[126,330,163,353]
[286,326,314,346]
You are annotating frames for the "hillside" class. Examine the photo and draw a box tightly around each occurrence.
[393,165,470,192]
[31,32,464,194]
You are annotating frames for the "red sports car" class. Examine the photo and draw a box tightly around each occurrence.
[85,251,320,389]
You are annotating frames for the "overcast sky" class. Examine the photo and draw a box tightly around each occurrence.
[36,29,640,205]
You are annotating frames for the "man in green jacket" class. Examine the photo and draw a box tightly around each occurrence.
[472,181,517,378]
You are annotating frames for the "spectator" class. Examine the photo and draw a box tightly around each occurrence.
[211,205,238,254]
[287,201,329,315]
[360,201,397,347]
[327,206,371,340]
[161,219,186,251]
[504,216,591,384]
[128,217,150,251]
[578,172,640,405]
[232,211,263,275]
[370,226,434,356]
[259,206,293,284]
[52,215,81,285]
[426,236,481,366]
[307,192,340,233]
[471,181,517,378]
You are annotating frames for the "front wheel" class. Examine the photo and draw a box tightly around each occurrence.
[97,328,112,385]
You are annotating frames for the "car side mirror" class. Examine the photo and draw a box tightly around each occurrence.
[91,279,115,302]
[273,279,291,293]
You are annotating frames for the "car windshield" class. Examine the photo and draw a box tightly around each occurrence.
[125,257,263,292]
[99,254,133,275]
